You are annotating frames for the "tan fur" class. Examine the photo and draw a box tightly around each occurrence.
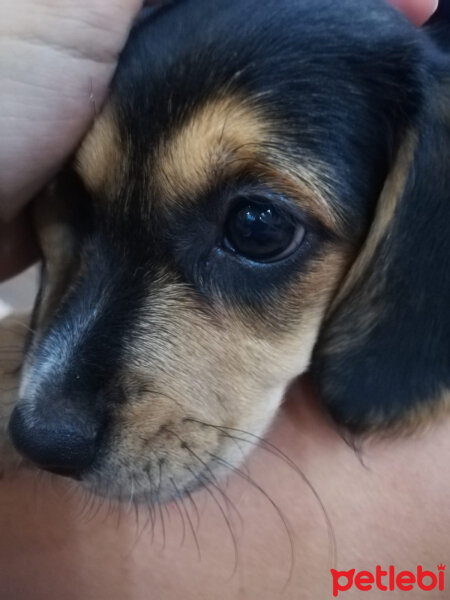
[329,132,416,315]
[152,96,270,204]
[75,104,124,198]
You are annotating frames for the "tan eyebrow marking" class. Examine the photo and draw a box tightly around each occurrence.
[152,93,341,229]
[151,95,269,203]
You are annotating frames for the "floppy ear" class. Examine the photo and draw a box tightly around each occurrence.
[312,69,450,431]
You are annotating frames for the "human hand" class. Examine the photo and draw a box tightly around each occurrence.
[0,0,439,282]
[0,0,145,280]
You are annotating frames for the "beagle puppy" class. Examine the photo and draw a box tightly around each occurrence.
[3,0,449,503]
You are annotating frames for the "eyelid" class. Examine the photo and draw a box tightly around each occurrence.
[226,187,301,223]
[225,188,323,240]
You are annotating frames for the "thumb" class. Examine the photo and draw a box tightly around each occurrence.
[386,0,439,25]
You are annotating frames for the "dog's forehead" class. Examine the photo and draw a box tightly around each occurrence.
[77,92,343,231]
[77,95,269,205]
[75,0,420,230]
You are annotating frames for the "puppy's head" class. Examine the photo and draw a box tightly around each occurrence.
[9,0,450,500]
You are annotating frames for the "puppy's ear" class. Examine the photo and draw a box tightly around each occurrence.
[313,75,450,431]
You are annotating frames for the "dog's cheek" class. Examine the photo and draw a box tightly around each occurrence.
[91,308,323,499]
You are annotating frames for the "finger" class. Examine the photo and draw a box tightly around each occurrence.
[386,0,439,25]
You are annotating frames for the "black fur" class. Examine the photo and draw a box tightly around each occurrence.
[313,5,450,428]
[313,97,450,428]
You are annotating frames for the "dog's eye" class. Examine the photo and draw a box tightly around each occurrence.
[224,200,305,262]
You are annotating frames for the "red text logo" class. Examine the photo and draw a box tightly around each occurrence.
[331,565,445,597]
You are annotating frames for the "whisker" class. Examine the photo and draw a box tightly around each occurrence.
[157,460,166,550]
[132,487,141,536]
[135,493,155,546]
[209,452,295,589]
[82,486,103,523]
[187,466,239,578]
[127,493,154,556]
[164,427,244,531]
[127,476,136,514]
[184,444,243,533]
[145,466,157,542]
[171,477,201,560]
[170,492,187,548]
[188,418,337,567]
[87,490,107,523]
[184,488,201,531]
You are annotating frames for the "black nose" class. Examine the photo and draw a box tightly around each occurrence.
[8,404,104,478]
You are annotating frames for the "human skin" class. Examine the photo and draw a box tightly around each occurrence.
[0,2,445,599]
[0,375,449,600]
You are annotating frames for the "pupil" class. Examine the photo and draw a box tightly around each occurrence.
[227,202,296,261]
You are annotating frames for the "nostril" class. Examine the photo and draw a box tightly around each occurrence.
[8,405,104,478]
